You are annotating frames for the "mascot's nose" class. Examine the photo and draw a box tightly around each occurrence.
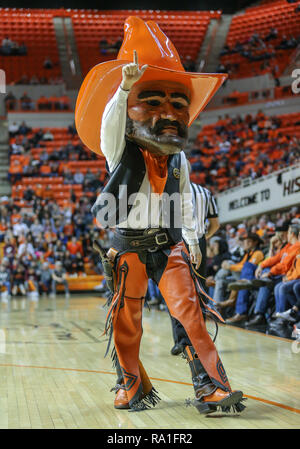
[159,102,177,121]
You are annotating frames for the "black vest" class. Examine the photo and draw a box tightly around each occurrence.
[92,140,182,243]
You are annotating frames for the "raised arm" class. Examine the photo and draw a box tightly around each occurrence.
[101,50,148,171]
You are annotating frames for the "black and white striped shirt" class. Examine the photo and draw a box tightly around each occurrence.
[190,183,218,238]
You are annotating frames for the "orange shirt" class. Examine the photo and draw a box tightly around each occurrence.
[286,253,300,281]
[260,243,291,269]
[270,242,300,276]
[67,241,83,256]
[63,223,74,236]
[230,250,264,272]
[11,213,21,225]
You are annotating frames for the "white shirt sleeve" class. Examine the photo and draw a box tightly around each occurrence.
[100,86,129,172]
[180,152,198,245]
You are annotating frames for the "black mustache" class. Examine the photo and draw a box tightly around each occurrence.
[152,119,187,138]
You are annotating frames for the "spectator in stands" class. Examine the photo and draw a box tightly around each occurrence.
[11,265,27,296]
[18,42,27,55]
[39,262,52,296]
[42,130,54,141]
[265,28,278,42]
[73,170,84,185]
[50,261,70,298]
[216,233,264,325]
[8,122,20,137]
[5,92,17,111]
[242,224,289,326]
[43,57,53,69]
[183,55,196,72]
[0,264,11,298]
[18,121,31,135]
[66,235,83,257]
[29,75,39,85]
[20,92,34,111]
[2,36,12,48]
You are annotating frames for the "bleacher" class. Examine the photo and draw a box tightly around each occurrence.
[191,111,300,192]
[221,0,300,79]
[71,9,221,76]
[0,8,61,83]
[9,127,107,208]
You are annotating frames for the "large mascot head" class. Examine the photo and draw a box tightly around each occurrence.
[75,16,227,156]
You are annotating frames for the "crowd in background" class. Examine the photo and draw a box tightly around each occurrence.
[0,193,110,300]
[0,36,27,56]
[8,123,105,196]
[145,206,300,340]
[5,91,70,112]
[190,111,300,193]
[3,116,300,341]
[217,28,300,79]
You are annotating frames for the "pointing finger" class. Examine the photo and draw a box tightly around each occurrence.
[133,50,138,65]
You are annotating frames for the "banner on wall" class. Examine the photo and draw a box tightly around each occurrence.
[216,164,300,223]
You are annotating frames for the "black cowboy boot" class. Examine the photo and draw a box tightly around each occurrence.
[183,345,217,413]
[183,345,245,414]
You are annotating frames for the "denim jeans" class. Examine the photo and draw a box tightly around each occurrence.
[254,268,282,314]
[294,281,300,308]
[275,279,300,313]
[147,279,160,300]
[52,279,69,294]
[235,261,258,315]
[213,268,239,302]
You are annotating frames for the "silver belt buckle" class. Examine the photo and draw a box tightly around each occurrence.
[155,232,168,246]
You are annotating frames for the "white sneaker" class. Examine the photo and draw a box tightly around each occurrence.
[29,291,39,302]
[277,309,298,323]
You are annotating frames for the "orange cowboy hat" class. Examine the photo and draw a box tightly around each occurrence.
[75,16,227,156]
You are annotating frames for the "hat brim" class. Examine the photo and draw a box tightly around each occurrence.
[75,60,227,155]
[241,235,263,245]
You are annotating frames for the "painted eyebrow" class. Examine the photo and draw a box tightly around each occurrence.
[138,91,166,99]
[171,93,190,104]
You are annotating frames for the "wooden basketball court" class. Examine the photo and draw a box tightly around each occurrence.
[0,294,299,429]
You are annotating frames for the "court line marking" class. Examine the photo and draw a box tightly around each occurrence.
[0,362,299,415]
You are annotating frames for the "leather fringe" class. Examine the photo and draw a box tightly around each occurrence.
[219,398,247,413]
[111,346,118,368]
[103,262,128,358]
[129,387,161,412]
[103,291,114,309]
[181,250,220,342]
[185,397,247,414]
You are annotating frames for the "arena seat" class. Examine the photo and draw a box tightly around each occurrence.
[56,274,104,292]
[0,8,61,83]
[70,10,216,77]
[220,0,300,79]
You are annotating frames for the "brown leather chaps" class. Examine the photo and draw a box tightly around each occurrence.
[108,241,231,409]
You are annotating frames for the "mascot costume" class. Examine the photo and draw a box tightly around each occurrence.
[75,16,246,415]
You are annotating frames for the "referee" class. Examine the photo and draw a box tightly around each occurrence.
[170,182,220,356]
[190,182,220,280]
